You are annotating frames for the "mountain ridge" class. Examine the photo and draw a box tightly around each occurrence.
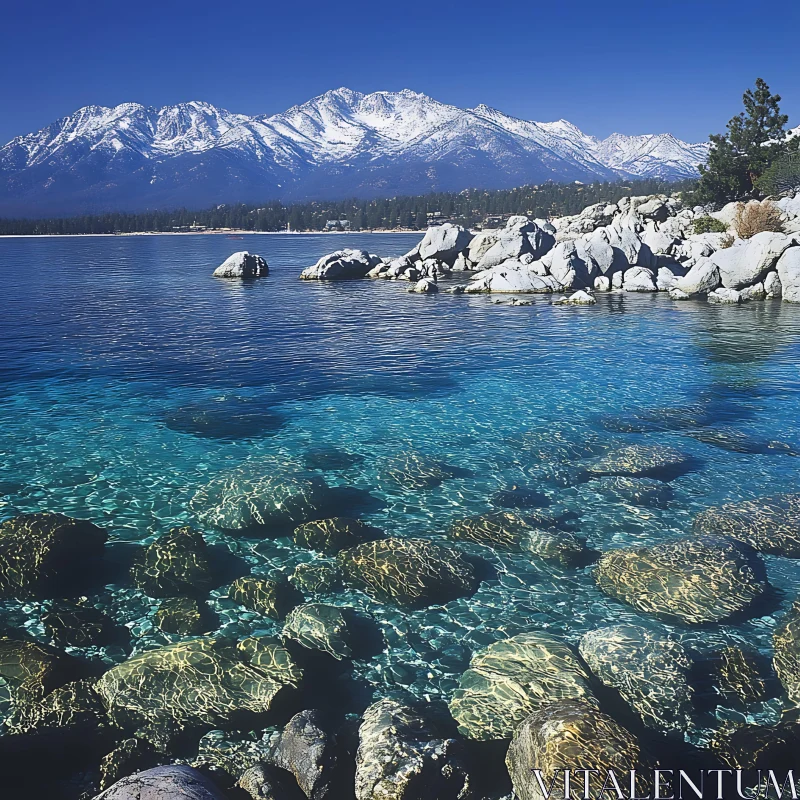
[1,88,713,216]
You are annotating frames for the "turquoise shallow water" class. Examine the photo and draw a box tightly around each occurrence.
[2,233,800,747]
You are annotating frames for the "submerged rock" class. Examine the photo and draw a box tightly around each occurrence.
[355,697,473,800]
[300,249,381,280]
[283,603,380,660]
[595,536,766,624]
[95,638,301,735]
[506,701,645,800]
[449,632,596,741]
[773,601,800,703]
[213,251,268,278]
[155,597,207,635]
[96,765,227,800]
[0,638,77,707]
[191,465,331,531]
[585,443,691,479]
[290,562,342,595]
[302,446,364,471]
[0,513,107,599]
[165,397,284,440]
[712,721,800,770]
[383,452,459,490]
[236,636,304,686]
[42,600,119,647]
[338,538,478,608]
[685,427,798,455]
[693,494,800,557]
[448,509,571,551]
[588,476,673,507]
[8,677,108,738]
[489,485,549,509]
[579,624,693,733]
[520,528,592,567]
[293,517,381,555]
[229,576,303,620]
[131,526,217,598]
[711,646,767,705]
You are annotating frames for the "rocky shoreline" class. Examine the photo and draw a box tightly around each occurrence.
[296,192,800,305]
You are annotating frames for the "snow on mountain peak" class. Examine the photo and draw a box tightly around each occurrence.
[0,87,711,215]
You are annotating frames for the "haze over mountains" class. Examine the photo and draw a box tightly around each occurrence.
[0,88,714,216]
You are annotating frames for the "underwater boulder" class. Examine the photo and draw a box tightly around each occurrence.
[164,397,283,440]
[0,513,107,599]
[191,465,332,532]
[131,526,217,598]
[229,576,303,620]
[773,601,800,703]
[290,562,343,595]
[42,600,119,648]
[155,597,207,635]
[95,638,302,735]
[0,637,78,708]
[7,678,109,739]
[382,452,459,490]
[595,536,766,624]
[448,509,570,551]
[693,494,800,557]
[520,529,593,567]
[293,517,382,555]
[98,738,160,792]
[338,538,478,608]
[578,624,693,733]
[282,603,381,660]
[588,476,674,507]
[506,701,646,800]
[355,697,473,800]
[710,646,768,706]
[449,632,596,741]
[586,444,691,479]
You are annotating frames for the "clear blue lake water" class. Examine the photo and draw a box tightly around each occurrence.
[2,232,800,746]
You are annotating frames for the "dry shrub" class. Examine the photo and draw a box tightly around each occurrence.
[718,233,735,249]
[733,201,785,238]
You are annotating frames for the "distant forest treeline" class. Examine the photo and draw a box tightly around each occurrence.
[0,179,695,235]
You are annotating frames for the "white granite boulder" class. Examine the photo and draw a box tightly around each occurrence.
[776,246,800,302]
[476,217,555,270]
[213,252,268,278]
[674,257,721,296]
[708,288,742,305]
[711,232,796,289]
[418,224,474,265]
[301,249,381,280]
[623,267,658,292]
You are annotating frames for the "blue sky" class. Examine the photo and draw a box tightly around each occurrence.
[2,0,798,145]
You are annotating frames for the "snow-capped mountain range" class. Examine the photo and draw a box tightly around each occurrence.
[0,88,713,216]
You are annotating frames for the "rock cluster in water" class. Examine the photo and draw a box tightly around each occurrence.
[299,192,800,304]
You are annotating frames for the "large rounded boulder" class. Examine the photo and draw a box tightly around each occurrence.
[190,464,332,531]
[585,444,690,480]
[293,517,381,555]
[506,701,646,800]
[282,603,380,660]
[693,494,800,557]
[417,223,474,265]
[594,536,766,624]
[338,538,478,608]
[579,624,693,733]
[95,638,302,735]
[131,526,216,598]
[449,632,596,741]
[0,513,106,599]
[300,249,381,280]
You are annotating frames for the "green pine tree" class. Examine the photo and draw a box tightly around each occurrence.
[692,78,792,206]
